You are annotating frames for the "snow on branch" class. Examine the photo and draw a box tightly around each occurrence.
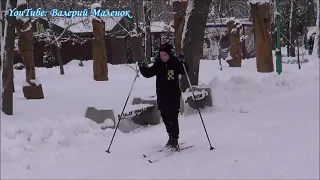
[54,18,90,44]
[169,0,187,6]
[224,17,242,25]
[181,0,194,49]
[248,0,270,4]
[34,18,89,47]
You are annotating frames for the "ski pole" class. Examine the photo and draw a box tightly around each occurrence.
[181,62,214,150]
[106,63,140,153]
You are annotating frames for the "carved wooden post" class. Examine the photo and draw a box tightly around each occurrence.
[250,3,274,72]
[16,2,44,99]
[226,19,242,67]
[91,3,108,81]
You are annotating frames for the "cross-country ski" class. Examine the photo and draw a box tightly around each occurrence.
[143,145,194,163]
[142,142,194,163]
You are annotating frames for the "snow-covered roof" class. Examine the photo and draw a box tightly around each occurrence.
[169,0,187,5]
[248,0,270,4]
[205,27,228,37]
[52,16,123,33]
[150,21,174,33]
[91,3,101,9]
[209,18,252,25]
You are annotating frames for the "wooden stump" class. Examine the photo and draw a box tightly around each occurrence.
[22,84,44,99]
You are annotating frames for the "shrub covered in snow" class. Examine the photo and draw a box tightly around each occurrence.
[43,48,56,68]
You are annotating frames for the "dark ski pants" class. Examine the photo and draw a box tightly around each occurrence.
[160,109,180,139]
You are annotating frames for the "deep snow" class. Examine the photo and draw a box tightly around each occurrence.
[1,55,319,179]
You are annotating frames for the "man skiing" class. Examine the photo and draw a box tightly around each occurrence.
[139,43,189,151]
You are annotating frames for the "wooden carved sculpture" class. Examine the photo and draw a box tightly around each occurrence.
[91,5,108,81]
[16,2,44,99]
[226,20,242,67]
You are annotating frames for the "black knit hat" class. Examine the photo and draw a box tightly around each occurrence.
[159,43,173,55]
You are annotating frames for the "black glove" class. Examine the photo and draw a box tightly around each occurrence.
[177,54,185,62]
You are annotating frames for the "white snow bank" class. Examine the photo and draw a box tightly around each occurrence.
[198,58,319,112]
[1,56,319,178]
[208,73,314,109]
[1,116,109,168]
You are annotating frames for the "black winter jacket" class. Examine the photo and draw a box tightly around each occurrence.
[139,55,189,111]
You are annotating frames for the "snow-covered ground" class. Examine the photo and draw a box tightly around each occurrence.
[1,56,319,179]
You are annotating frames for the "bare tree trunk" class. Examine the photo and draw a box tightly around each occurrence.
[312,0,320,58]
[1,0,5,68]
[180,0,211,91]
[131,0,145,62]
[39,0,65,75]
[56,46,64,75]
[317,0,320,59]
[289,0,297,57]
[173,1,187,55]
[307,0,316,27]
[250,3,274,73]
[12,73,14,92]
[143,0,151,63]
[271,22,276,50]
[2,0,16,115]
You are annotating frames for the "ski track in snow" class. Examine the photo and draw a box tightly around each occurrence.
[1,56,319,179]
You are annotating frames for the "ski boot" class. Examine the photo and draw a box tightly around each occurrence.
[165,137,180,151]
[165,137,174,148]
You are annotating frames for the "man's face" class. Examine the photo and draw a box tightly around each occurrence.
[160,51,169,62]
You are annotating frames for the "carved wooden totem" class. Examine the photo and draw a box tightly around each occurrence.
[16,3,44,99]
[92,14,108,81]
